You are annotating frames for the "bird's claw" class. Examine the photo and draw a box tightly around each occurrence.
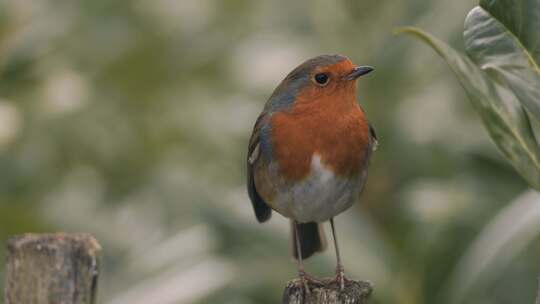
[298,269,311,295]
[298,270,324,295]
[334,264,348,291]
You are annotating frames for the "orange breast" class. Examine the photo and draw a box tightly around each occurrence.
[270,87,370,181]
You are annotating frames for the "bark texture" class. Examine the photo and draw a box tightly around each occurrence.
[536,276,540,304]
[283,277,372,304]
[4,233,101,304]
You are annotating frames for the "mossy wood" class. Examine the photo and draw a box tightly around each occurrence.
[282,277,372,304]
[4,233,101,304]
[536,277,540,304]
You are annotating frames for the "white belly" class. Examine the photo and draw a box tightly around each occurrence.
[266,154,367,223]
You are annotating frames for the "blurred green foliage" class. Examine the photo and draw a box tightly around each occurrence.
[0,1,538,304]
[399,0,540,190]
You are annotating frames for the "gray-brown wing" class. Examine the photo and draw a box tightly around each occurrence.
[247,114,272,222]
[369,123,378,149]
[365,123,378,162]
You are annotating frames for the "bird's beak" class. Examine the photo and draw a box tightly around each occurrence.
[344,66,374,80]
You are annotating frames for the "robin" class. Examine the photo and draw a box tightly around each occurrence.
[246,54,376,291]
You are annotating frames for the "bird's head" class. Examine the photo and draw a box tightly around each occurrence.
[267,54,373,111]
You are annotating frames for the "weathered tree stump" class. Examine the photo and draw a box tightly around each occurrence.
[283,277,372,304]
[536,276,540,304]
[4,233,101,304]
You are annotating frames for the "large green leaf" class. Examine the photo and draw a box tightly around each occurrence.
[465,0,540,122]
[478,0,540,63]
[444,190,540,303]
[395,27,540,189]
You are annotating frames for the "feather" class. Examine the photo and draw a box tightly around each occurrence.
[247,114,272,222]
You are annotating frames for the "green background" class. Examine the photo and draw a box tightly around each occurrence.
[0,0,538,303]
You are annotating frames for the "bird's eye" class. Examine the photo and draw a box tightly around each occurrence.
[313,73,329,86]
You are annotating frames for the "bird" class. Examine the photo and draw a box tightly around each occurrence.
[246,54,376,291]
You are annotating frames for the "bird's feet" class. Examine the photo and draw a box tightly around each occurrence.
[333,264,349,290]
[298,270,324,294]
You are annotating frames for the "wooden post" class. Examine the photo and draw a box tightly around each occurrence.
[4,233,101,304]
[282,277,372,304]
[536,276,540,304]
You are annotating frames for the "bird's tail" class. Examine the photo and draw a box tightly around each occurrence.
[291,221,327,260]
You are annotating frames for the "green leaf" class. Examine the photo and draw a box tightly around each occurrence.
[479,0,540,63]
[464,0,540,122]
[395,27,540,189]
[443,190,540,303]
